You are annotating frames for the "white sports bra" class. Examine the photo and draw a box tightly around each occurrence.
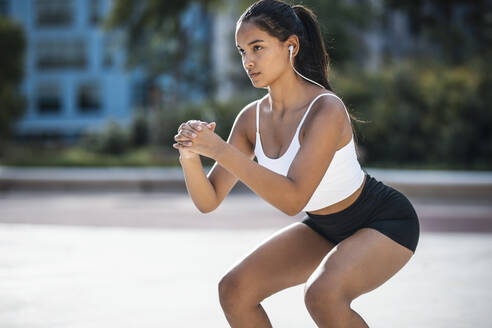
[254,93,365,212]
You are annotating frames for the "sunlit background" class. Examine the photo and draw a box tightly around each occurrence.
[1,0,490,168]
[0,0,491,327]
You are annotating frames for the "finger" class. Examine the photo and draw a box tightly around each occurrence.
[173,142,187,149]
[174,142,191,149]
[173,142,191,148]
[207,122,216,131]
[174,134,192,142]
[187,120,202,128]
[179,129,197,138]
[178,127,198,138]
[177,126,197,135]
[179,122,193,134]
[179,124,195,134]
[187,121,204,131]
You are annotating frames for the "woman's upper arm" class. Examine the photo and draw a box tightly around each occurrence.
[286,98,349,211]
[207,102,257,207]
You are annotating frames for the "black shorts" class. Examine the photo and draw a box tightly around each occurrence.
[302,173,420,253]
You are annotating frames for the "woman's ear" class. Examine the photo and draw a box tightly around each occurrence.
[286,35,300,56]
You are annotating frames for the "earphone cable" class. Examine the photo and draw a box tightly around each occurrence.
[289,47,325,89]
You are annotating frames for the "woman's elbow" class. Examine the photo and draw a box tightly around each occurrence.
[283,208,299,216]
[197,204,217,214]
[282,197,307,216]
[281,203,303,216]
[195,200,220,214]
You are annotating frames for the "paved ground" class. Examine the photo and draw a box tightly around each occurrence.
[1,224,491,328]
[1,167,492,201]
[0,190,491,232]
[0,191,491,327]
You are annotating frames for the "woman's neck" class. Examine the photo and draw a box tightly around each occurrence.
[266,70,326,116]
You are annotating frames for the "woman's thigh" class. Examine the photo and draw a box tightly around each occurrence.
[305,227,414,303]
[219,222,335,303]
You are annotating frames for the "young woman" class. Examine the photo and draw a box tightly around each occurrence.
[173,0,420,327]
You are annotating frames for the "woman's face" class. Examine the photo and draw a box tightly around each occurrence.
[235,21,290,88]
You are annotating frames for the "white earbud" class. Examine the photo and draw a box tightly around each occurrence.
[288,45,324,89]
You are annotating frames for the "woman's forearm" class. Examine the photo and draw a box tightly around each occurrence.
[215,143,300,215]
[179,155,218,213]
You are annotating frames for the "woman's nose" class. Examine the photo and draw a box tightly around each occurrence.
[243,56,254,70]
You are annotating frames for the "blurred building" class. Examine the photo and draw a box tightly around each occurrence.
[3,0,220,143]
[2,0,434,143]
[212,0,237,102]
[4,0,142,143]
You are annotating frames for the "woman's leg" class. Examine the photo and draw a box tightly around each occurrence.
[304,227,414,328]
[218,222,336,328]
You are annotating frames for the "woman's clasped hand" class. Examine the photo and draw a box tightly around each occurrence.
[173,120,225,159]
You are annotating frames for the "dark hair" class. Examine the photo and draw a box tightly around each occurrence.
[238,0,333,91]
[238,0,366,154]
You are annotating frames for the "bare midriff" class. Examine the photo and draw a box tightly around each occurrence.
[307,174,367,216]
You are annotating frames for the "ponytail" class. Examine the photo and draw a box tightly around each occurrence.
[239,0,332,91]
[291,5,332,91]
[238,0,363,147]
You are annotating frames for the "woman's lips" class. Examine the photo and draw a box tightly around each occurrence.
[249,72,260,78]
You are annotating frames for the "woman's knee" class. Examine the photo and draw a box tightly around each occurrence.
[218,270,259,311]
[304,277,351,314]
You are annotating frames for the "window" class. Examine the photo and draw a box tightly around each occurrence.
[89,0,101,25]
[36,39,86,69]
[36,0,73,27]
[37,83,61,114]
[102,36,116,68]
[0,0,9,16]
[77,82,101,112]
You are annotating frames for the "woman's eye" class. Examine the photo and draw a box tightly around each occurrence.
[237,46,261,56]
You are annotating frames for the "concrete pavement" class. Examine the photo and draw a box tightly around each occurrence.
[1,166,491,201]
[0,189,491,232]
[1,222,491,328]
[0,167,491,327]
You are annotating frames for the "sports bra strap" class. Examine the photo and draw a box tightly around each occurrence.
[256,99,260,134]
[323,93,351,121]
[255,92,350,135]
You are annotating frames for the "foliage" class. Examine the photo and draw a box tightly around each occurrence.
[103,0,220,103]
[231,0,376,75]
[0,17,25,148]
[294,0,375,68]
[382,0,492,64]
[79,121,132,155]
[74,60,492,169]
[0,143,178,167]
[129,111,150,147]
[335,58,492,169]
[156,92,260,147]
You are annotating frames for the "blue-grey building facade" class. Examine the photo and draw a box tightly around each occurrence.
[4,0,142,142]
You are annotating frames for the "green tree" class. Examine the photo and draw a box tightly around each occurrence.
[103,0,221,103]
[106,0,377,97]
[103,0,223,145]
[235,0,375,68]
[383,0,492,64]
[296,0,375,68]
[0,17,25,153]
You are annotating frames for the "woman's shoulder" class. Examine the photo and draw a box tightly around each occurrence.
[301,91,352,145]
[309,91,348,120]
[230,96,266,142]
[234,94,267,125]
